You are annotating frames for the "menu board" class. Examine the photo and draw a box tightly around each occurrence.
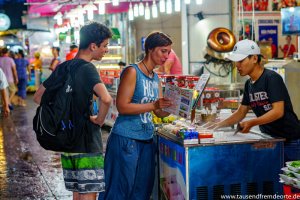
[192,73,210,109]
[163,84,193,118]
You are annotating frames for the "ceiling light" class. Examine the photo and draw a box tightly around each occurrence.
[139,2,144,16]
[152,0,158,18]
[54,12,63,25]
[166,0,172,14]
[145,2,150,20]
[97,2,106,15]
[84,2,97,20]
[196,0,203,4]
[175,0,180,12]
[128,2,134,21]
[185,0,190,4]
[134,3,139,17]
[159,0,165,13]
[112,0,119,6]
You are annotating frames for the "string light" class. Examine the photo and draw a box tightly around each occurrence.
[166,0,172,14]
[139,2,144,16]
[152,0,158,18]
[145,2,150,20]
[53,12,63,25]
[84,2,97,20]
[185,0,191,4]
[159,0,166,13]
[196,0,203,4]
[98,2,106,15]
[112,0,119,6]
[134,3,139,17]
[128,2,134,21]
[175,0,180,12]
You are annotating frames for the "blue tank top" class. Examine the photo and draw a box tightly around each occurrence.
[111,64,160,140]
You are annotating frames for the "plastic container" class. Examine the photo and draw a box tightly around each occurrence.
[175,76,186,87]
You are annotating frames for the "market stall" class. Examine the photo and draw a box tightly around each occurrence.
[156,124,285,199]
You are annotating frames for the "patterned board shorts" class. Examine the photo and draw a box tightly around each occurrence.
[61,152,105,193]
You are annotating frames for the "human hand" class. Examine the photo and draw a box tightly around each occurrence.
[154,98,172,110]
[239,121,252,133]
[2,106,10,117]
[90,115,104,127]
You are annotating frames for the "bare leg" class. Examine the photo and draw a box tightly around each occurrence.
[78,193,97,200]
[73,192,79,200]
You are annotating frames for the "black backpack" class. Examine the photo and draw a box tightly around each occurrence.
[33,60,88,152]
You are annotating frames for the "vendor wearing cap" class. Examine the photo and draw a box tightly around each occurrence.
[210,39,300,162]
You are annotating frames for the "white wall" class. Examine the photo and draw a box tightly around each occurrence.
[186,0,232,84]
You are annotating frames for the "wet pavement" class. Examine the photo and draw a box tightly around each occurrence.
[0,94,110,199]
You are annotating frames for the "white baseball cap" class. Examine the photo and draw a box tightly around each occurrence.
[226,39,261,62]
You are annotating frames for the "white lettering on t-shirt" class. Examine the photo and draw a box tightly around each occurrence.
[249,91,272,111]
[249,92,269,102]
[140,79,159,123]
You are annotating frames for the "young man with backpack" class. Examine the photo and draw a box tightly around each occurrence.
[33,22,112,200]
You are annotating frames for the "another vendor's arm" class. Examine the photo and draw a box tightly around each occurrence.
[239,101,284,133]
[116,67,171,115]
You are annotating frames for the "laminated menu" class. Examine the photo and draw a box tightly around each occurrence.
[163,83,193,118]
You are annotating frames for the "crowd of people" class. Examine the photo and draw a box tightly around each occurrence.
[0,42,80,117]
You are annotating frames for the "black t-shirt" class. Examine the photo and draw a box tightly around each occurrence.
[43,59,103,152]
[242,68,300,140]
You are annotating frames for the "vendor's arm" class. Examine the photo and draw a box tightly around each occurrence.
[116,67,171,115]
[214,104,249,129]
[239,101,284,133]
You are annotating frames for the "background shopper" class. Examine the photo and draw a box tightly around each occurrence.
[0,68,9,117]
[104,31,172,200]
[14,49,30,106]
[49,47,61,72]
[0,47,18,105]
[279,35,296,58]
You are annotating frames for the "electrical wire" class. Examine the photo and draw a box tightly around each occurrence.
[203,62,233,78]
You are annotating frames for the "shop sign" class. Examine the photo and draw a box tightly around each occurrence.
[258,19,280,25]
[0,13,11,31]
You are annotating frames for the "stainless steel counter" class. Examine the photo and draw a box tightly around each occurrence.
[157,126,285,147]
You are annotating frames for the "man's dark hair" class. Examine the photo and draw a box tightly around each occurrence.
[52,46,60,54]
[2,47,8,54]
[118,61,126,66]
[79,21,112,50]
[144,32,173,54]
[18,49,25,58]
[70,44,78,50]
[248,55,262,63]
